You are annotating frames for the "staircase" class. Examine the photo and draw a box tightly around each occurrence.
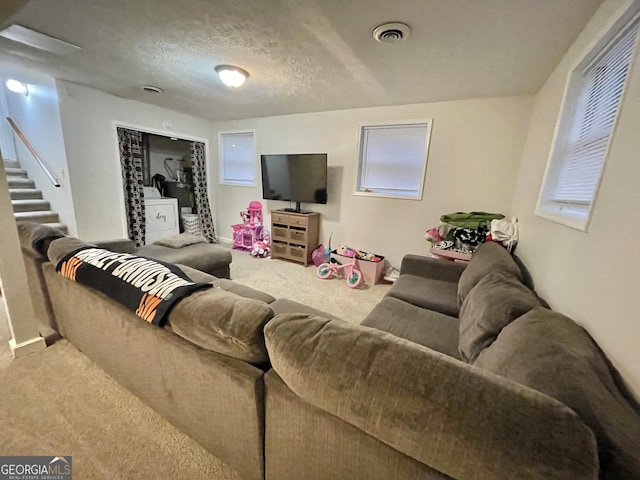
[5,159,68,233]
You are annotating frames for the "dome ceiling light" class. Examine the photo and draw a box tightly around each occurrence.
[215,65,249,88]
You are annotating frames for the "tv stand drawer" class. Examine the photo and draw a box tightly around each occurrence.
[272,212,309,227]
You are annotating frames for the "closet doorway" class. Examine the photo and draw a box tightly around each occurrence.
[116,127,216,247]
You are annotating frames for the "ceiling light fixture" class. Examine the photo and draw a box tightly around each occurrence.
[5,79,28,96]
[215,65,249,88]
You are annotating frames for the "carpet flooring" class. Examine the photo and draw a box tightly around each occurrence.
[0,244,391,479]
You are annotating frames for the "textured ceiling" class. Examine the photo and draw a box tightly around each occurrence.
[0,0,603,121]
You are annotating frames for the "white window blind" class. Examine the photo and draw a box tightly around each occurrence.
[357,122,431,199]
[219,131,255,186]
[538,14,639,228]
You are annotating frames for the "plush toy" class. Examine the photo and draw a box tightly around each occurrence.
[335,244,382,262]
[336,244,357,258]
[251,229,271,258]
[251,240,270,258]
[424,227,442,244]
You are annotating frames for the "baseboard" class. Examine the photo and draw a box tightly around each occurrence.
[8,336,46,358]
[217,236,232,244]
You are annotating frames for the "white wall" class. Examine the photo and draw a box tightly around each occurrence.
[148,136,191,182]
[0,63,78,235]
[211,96,533,268]
[512,0,640,399]
[56,81,212,241]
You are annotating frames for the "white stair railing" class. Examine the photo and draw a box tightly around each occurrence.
[5,117,61,187]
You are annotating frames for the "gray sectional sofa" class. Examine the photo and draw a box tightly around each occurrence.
[17,223,640,480]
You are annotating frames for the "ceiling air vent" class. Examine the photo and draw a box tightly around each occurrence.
[141,85,163,94]
[373,22,411,44]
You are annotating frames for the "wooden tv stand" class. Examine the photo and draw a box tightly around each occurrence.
[271,210,320,266]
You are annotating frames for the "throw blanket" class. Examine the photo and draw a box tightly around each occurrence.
[56,247,212,326]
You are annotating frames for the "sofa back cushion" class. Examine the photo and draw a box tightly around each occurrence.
[474,307,640,479]
[168,287,274,364]
[457,242,521,306]
[48,236,95,265]
[17,221,67,258]
[264,313,598,480]
[458,270,540,362]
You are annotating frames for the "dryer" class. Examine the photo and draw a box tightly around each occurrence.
[144,187,179,244]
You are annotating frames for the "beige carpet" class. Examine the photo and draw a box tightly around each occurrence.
[0,340,241,479]
[0,245,390,479]
[225,243,391,324]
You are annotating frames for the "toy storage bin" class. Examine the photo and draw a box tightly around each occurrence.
[331,253,387,285]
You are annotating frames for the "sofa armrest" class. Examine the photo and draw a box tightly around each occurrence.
[264,314,598,480]
[92,238,136,254]
[400,254,466,283]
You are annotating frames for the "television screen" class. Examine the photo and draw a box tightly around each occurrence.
[261,154,327,211]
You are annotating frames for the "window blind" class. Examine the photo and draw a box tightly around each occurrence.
[358,123,429,198]
[220,132,254,185]
[552,21,639,207]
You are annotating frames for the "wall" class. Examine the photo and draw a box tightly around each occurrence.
[511,0,640,399]
[0,61,78,235]
[211,96,533,268]
[56,81,212,241]
[148,134,192,183]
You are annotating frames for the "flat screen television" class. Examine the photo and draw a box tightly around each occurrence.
[260,153,327,213]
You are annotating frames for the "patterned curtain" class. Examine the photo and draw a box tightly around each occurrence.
[117,127,145,247]
[190,141,217,242]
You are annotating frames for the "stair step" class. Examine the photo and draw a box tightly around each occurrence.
[12,199,51,212]
[14,210,59,224]
[4,167,28,177]
[8,177,35,189]
[9,189,43,200]
[3,160,20,169]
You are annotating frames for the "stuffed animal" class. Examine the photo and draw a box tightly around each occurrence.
[336,244,358,258]
[336,244,382,262]
[251,240,270,258]
[424,227,442,244]
[251,229,271,258]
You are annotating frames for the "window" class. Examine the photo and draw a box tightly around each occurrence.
[537,13,640,230]
[355,121,432,200]
[218,131,255,186]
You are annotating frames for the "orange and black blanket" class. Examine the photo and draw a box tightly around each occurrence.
[56,247,212,326]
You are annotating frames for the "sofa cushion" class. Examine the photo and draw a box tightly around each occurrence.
[175,264,276,304]
[213,278,276,304]
[153,232,208,248]
[137,243,232,277]
[264,314,598,480]
[458,270,540,363]
[168,287,274,364]
[387,274,459,317]
[457,242,521,306]
[18,222,67,258]
[474,307,640,480]
[361,297,460,359]
[48,236,95,264]
[270,298,340,320]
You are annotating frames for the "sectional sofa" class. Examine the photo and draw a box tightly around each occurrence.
[17,223,640,480]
